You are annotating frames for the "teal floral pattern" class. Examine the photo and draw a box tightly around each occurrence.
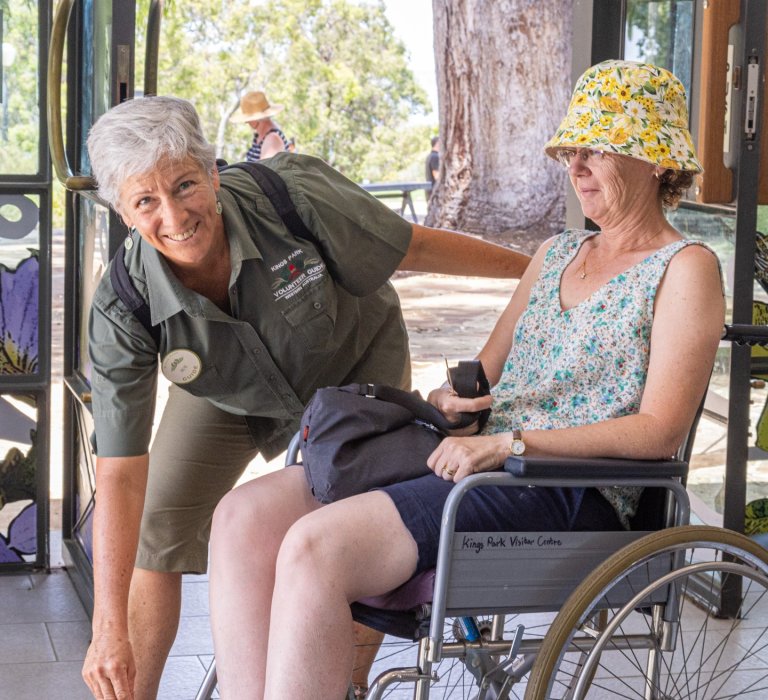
[482,229,707,528]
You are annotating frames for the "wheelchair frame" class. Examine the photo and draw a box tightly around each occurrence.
[365,460,691,700]
[197,326,768,700]
[198,446,768,700]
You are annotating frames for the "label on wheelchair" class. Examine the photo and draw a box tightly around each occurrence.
[447,530,668,613]
[459,533,566,553]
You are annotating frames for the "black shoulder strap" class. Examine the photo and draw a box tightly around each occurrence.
[110,247,161,349]
[225,161,317,244]
[347,383,470,431]
[349,359,491,432]
[112,161,312,349]
[448,360,492,430]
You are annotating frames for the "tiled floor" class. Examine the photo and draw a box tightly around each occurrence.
[5,541,768,700]
[0,535,217,700]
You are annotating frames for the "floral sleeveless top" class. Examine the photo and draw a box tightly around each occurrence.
[482,229,709,528]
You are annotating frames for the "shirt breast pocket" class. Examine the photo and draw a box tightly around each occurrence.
[281,283,339,352]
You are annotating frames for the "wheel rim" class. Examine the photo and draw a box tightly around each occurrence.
[530,528,768,700]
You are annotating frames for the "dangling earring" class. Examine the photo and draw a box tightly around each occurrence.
[216,200,223,216]
[125,226,138,250]
[653,171,661,180]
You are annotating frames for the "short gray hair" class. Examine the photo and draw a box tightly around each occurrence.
[86,96,217,210]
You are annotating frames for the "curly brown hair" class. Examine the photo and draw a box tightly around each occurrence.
[659,169,695,210]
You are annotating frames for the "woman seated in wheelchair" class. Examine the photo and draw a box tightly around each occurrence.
[208,59,725,698]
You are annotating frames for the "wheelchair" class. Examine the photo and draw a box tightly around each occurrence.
[197,324,768,700]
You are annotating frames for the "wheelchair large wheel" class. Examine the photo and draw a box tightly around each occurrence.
[526,526,768,699]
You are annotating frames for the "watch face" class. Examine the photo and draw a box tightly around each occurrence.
[512,440,525,456]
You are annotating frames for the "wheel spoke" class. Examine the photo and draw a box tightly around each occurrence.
[526,527,768,700]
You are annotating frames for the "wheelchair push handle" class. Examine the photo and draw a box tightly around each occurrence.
[721,323,768,347]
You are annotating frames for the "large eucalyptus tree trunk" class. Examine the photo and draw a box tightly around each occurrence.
[426,0,573,254]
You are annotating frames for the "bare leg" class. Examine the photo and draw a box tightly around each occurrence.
[352,624,384,695]
[263,491,418,700]
[209,466,321,699]
[128,568,182,700]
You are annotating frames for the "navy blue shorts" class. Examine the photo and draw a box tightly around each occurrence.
[379,473,622,573]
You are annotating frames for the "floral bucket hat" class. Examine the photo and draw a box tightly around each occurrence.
[544,59,703,173]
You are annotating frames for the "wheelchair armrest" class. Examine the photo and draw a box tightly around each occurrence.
[504,455,688,479]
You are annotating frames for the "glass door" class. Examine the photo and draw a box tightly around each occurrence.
[580,0,768,617]
[0,0,51,572]
[48,0,136,612]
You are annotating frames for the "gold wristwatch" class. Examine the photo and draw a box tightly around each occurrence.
[509,429,526,456]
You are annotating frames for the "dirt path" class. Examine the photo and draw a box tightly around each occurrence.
[392,272,515,392]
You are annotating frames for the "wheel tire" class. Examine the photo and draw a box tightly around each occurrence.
[526,526,768,699]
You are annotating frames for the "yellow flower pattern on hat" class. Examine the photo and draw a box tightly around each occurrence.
[545,60,703,173]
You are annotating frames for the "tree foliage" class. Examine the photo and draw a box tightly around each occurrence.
[136,0,432,181]
[0,1,39,174]
[625,0,693,99]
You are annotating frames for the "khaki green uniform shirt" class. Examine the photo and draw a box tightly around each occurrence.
[89,153,412,459]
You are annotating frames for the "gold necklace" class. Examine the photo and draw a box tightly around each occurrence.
[578,230,664,280]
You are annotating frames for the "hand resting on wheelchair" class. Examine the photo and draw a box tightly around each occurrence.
[206,61,725,700]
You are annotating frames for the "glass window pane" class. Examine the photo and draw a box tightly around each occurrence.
[624,1,695,102]
[0,3,40,175]
[76,199,110,381]
[74,407,95,563]
[666,204,735,519]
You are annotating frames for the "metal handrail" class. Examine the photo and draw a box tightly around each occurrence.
[46,0,97,191]
[144,0,163,96]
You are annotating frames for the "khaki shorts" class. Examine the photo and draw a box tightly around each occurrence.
[136,384,260,574]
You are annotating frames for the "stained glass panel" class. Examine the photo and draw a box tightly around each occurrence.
[0,194,39,377]
[0,392,38,563]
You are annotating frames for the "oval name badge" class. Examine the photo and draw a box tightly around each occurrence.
[161,349,202,384]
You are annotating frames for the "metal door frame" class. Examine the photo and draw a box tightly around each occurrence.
[570,0,767,616]
[51,0,137,613]
[0,0,52,572]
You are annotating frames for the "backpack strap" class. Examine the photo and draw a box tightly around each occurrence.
[346,384,473,431]
[109,246,161,349]
[225,161,317,245]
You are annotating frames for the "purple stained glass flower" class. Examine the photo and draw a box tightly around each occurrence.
[0,255,39,375]
[0,503,36,562]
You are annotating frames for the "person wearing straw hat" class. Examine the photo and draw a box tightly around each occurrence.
[230,90,291,162]
[207,59,724,698]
